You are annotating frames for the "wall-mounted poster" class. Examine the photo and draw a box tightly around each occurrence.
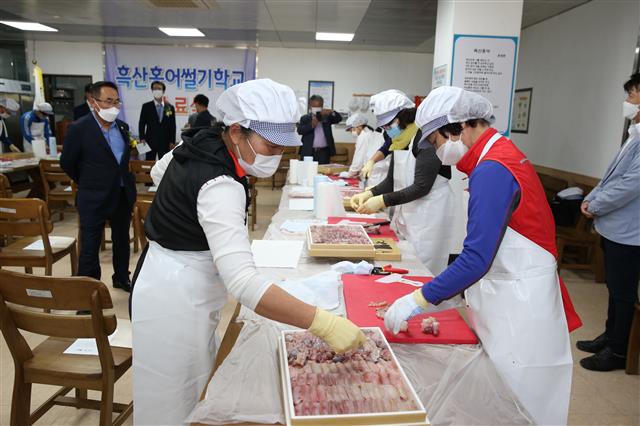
[451,34,518,136]
[432,64,448,89]
[308,80,335,109]
[511,88,532,134]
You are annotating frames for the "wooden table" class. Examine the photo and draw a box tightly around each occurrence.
[0,153,45,199]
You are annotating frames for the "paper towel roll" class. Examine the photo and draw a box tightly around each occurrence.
[289,159,299,184]
[313,175,330,214]
[306,161,318,186]
[315,182,346,219]
[297,161,308,185]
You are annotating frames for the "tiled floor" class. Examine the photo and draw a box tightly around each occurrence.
[1,187,638,425]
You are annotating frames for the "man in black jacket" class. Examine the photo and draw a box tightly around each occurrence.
[61,81,136,291]
[192,94,216,128]
[297,95,342,164]
[138,81,176,160]
[72,83,92,121]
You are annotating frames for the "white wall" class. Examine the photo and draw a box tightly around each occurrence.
[25,40,104,82]
[257,46,433,117]
[512,0,639,178]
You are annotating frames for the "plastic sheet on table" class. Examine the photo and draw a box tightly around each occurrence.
[187,316,533,426]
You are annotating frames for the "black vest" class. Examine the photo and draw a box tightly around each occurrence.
[145,126,249,251]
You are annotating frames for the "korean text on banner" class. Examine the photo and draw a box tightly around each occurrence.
[105,44,256,140]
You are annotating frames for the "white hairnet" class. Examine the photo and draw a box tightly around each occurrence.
[416,86,495,148]
[369,89,415,126]
[215,79,301,146]
[35,102,53,114]
[345,112,368,130]
[0,98,20,112]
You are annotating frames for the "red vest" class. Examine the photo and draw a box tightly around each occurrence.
[457,128,582,332]
[458,128,557,257]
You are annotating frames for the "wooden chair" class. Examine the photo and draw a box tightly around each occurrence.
[0,198,77,276]
[626,303,640,375]
[129,160,156,202]
[271,147,298,189]
[556,215,604,283]
[248,176,258,231]
[1,173,13,198]
[0,269,133,425]
[133,200,152,250]
[330,146,349,165]
[39,159,76,222]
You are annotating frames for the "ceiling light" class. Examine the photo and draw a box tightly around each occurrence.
[0,21,58,32]
[158,27,205,37]
[315,32,354,42]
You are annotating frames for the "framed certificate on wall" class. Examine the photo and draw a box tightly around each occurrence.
[308,80,335,109]
[511,88,533,134]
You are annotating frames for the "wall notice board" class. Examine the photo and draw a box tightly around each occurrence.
[308,80,335,109]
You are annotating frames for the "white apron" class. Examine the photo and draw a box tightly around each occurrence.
[465,134,572,426]
[23,120,45,153]
[390,142,456,275]
[367,156,390,188]
[132,241,227,425]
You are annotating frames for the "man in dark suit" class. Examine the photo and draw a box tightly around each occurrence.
[73,83,93,121]
[297,95,342,164]
[192,94,216,129]
[138,81,176,160]
[61,81,136,291]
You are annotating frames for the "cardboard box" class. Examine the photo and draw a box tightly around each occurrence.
[372,237,402,261]
[318,163,349,175]
[307,224,375,259]
[278,328,428,426]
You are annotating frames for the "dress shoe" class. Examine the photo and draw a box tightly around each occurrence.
[113,277,132,293]
[576,332,608,353]
[579,347,626,372]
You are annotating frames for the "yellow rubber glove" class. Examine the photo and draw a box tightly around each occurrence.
[350,190,372,211]
[360,159,375,179]
[357,194,385,214]
[308,308,366,353]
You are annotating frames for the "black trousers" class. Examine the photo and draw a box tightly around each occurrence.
[602,236,640,355]
[312,147,331,165]
[78,191,132,283]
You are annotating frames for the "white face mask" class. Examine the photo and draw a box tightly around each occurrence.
[351,130,359,137]
[152,90,164,100]
[623,101,639,120]
[236,138,282,178]
[96,105,120,122]
[310,107,321,114]
[0,112,10,119]
[436,138,468,165]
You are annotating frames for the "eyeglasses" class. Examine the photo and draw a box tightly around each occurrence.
[94,98,121,107]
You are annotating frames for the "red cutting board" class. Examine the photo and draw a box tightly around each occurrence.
[342,274,478,344]
[328,175,360,187]
[327,217,399,241]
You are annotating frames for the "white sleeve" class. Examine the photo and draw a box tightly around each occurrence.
[196,176,272,310]
[349,134,367,173]
[150,141,182,186]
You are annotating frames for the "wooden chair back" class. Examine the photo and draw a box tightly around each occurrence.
[0,269,116,366]
[0,198,53,252]
[0,173,12,198]
[133,200,152,248]
[129,160,155,184]
[39,159,76,198]
[330,146,349,165]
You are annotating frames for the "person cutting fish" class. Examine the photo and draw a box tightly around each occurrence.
[384,86,581,426]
